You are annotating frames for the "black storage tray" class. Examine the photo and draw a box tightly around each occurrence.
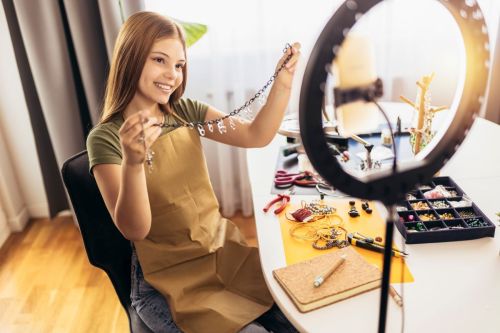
[395,176,495,244]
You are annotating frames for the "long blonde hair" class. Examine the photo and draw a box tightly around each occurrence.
[99,11,187,124]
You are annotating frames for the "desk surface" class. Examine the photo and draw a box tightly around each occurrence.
[247,117,500,333]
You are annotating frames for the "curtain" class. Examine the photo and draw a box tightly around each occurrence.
[2,0,144,217]
[2,0,69,217]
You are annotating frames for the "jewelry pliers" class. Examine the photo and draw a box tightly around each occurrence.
[263,188,295,214]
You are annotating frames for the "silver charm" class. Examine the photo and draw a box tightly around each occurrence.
[229,117,236,130]
[258,92,267,106]
[217,119,227,134]
[197,124,206,136]
[207,122,214,132]
[238,116,246,124]
[146,149,155,174]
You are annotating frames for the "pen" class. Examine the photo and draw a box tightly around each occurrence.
[389,285,403,307]
[313,254,347,288]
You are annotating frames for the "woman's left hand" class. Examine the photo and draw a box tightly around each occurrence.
[274,42,301,90]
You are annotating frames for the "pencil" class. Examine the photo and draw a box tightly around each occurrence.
[389,285,403,307]
[313,254,347,287]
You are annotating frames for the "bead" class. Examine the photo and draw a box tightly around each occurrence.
[418,213,436,221]
[375,236,383,242]
[439,212,454,220]
[430,200,449,209]
[411,201,430,210]
[458,210,476,219]
[465,218,484,227]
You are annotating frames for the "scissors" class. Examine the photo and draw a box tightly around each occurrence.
[263,188,295,214]
[274,170,319,188]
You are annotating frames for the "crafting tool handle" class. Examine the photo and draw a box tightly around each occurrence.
[348,235,405,258]
[313,255,346,288]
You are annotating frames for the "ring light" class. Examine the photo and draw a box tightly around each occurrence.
[299,0,490,205]
[298,1,490,331]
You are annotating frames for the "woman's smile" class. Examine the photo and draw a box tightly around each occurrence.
[154,82,173,93]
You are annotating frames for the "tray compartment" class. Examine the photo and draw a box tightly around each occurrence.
[395,176,495,244]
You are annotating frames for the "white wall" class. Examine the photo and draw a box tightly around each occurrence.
[0,2,49,231]
[0,130,29,233]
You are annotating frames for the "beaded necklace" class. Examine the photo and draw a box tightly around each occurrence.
[143,43,294,172]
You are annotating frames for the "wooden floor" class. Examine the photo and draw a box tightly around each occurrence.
[0,212,257,333]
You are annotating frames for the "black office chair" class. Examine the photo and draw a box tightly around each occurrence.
[61,151,153,333]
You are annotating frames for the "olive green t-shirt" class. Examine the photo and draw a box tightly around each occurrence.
[87,98,209,173]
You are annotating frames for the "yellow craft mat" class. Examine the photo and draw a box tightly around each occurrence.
[278,199,414,283]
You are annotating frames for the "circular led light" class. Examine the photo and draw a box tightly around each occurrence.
[299,0,489,205]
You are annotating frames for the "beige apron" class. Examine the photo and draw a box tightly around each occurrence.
[133,127,273,333]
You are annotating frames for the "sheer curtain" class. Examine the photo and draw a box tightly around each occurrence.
[145,0,340,216]
[145,0,499,216]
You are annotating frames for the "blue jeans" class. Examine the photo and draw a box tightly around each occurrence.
[130,249,299,333]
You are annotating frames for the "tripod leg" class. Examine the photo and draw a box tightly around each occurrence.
[378,205,396,333]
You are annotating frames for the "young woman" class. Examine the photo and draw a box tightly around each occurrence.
[87,11,300,333]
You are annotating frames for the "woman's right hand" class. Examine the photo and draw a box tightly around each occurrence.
[119,110,162,166]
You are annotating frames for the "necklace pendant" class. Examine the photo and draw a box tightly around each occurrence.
[243,106,253,120]
[146,149,155,173]
[217,120,227,134]
[207,122,214,132]
[229,117,236,130]
[197,124,206,136]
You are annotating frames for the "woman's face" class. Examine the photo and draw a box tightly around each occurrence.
[137,38,185,105]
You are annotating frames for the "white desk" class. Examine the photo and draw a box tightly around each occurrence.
[247,118,500,333]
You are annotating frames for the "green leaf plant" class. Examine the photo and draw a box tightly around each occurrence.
[118,1,208,47]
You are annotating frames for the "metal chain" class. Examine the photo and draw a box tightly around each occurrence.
[161,43,293,129]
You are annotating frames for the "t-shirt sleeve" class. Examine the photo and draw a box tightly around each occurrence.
[174,98,209,123]
[86,124,122,173]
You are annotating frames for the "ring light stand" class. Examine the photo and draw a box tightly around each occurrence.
[299,0,490,331]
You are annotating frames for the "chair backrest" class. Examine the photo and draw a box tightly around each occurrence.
[62,151,154,333]
[62,151,132,307]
